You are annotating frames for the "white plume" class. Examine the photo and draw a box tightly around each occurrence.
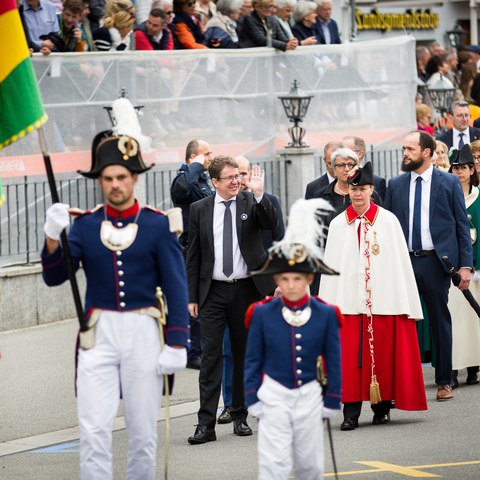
[273,198,333,261]
[111,97,152,153]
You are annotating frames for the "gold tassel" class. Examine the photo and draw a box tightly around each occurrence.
[369,375,382,405]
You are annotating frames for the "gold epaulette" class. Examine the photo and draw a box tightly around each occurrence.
[68,204,103,216]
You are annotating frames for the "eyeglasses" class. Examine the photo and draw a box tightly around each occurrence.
[334,162,356,169]
[165,10,173,14]
[473,155,480,163]
[218,174,242,182]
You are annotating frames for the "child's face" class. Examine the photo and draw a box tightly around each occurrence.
[274,272,313,302]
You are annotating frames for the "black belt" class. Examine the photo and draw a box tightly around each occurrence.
[410,250,436,257]
[212,277,250,284]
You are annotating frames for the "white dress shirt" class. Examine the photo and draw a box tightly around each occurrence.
[452,127,471,149]
[212,193,249,281]
[408,165,434,251]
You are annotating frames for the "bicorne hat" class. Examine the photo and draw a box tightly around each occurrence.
[347,162,374,186]
[78,132,153,179]
[251,199,339,277]
[448,144,474,171]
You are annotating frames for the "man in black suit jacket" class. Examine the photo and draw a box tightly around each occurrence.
[436,101,480,149]
[315,0,341,44]
[343,135,387,201]
[305,140,343,199]
[187,156,278,444]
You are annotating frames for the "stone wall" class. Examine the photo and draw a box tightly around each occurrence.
[0,265,86,331]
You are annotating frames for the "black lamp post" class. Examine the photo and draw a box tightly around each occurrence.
[427,75,456,133]
[278,80,313,148]
[447,24,467,50]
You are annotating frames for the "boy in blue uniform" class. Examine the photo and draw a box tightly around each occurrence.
[244,198,342,480]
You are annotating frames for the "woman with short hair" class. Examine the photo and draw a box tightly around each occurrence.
[203,0,243,48]
[291,0,318,46]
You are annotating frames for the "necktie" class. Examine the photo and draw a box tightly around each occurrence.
[459,132,465,149]
[222,201,233,277]
[412,177,423,252]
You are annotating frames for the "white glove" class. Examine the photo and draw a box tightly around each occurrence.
[473,271,480,282]
[156,345,187,375]
[248,401,264,419]
[44,203,70,241]
[322,407,338,419]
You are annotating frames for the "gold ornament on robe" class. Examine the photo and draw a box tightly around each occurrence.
[371,230,380,255]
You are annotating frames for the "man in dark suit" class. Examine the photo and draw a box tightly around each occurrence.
[304,140,343,199]
[384,130,472,402]
[186,156,278,444]
[436,101,480,149]
[170,139,214,370]
[343,135,387,201]
[314,0,341,44]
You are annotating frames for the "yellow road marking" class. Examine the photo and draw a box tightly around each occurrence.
[323,460,480,477]
[357,461,439,477]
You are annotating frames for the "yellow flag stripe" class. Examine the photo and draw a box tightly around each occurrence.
[0,9,29,83]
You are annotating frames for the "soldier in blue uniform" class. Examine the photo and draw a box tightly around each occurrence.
[41,130,190,479]
[244,198,342,480]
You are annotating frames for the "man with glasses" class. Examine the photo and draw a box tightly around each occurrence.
[436,101,480,149]
[135,8,173,49]
[186,155,278,444]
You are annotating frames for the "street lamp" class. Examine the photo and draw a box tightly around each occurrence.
[427,75,456,133]
[447,24,467,50]
[278,80,313,148]
[417,78,431,106]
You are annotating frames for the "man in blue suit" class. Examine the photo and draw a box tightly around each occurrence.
[384,130,473,401]
[314,0,341,44]
[436,101,480,150]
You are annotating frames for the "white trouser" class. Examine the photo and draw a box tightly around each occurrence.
[76,311,163,480]
[257,375,324,480]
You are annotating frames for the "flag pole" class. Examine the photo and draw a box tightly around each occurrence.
[38,127,87,332]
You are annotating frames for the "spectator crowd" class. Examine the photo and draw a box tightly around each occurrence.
[18,0,341,54]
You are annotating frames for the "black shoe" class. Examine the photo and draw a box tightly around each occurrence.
[372,413,390,425]
[233,419,252,436]
[340,418,358,431]
[186,357,202,370]
[188,424,216,445]
[466,367,479,385]
[217,407,233,424]
[451,370,459,390]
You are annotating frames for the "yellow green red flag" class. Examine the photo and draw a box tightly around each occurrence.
[0,0,47,150]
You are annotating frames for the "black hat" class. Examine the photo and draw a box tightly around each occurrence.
[250,199,338,277]
[78,133,153,179]
[251,244,338,276]
[449,144,474,171]
[347,162,374,186]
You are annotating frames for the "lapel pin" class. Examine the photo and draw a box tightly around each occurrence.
[241,213,248,221]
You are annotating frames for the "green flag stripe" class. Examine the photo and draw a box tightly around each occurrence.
[0,56,47,149]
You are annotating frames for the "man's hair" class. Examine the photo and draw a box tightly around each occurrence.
[63,0,84,15]
[323,140,343,157]
[414,130,436,157]
[208,156,239,179]
[185,139,200,163]
[450,100,470,115]
[149,7,168,19]
[343,135,366,153]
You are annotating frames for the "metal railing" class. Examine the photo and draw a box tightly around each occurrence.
[0,148,402,267]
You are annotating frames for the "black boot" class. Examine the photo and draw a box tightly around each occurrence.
[466,366,479,385]
[451,370,459,389]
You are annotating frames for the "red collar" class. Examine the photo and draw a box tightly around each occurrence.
[105,201,140,219]
[282,294,310,309]
[345,201,379,225]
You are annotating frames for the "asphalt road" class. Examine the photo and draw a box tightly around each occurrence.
[0,319,479,479]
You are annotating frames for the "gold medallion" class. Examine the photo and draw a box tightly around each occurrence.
[371,231,380,255]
